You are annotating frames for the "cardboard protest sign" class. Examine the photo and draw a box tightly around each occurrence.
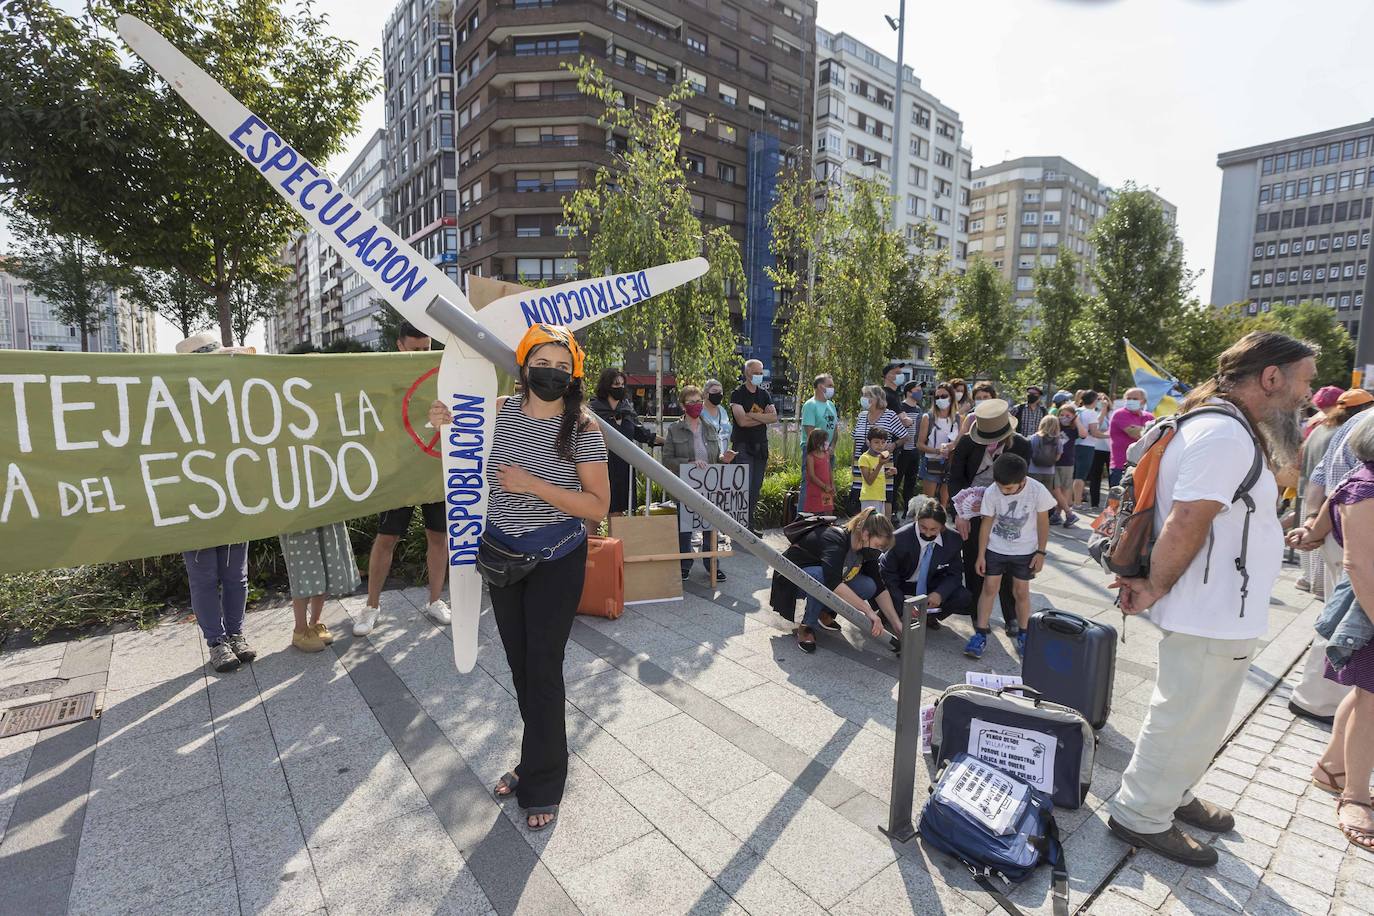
[0,349,441,573]
[677,463,750,533]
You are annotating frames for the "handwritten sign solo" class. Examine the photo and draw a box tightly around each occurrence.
[677,463,750,534]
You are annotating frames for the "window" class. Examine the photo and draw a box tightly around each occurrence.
[1018,255,1036,270]
[933,205,950,224]
[1024,190,1041,204]
[1042,232,1059,247]
[912,105,931,127]
[1302,268,1312,282]
[906,195,926,217]
[911,137,929,159]
[515,215,542,238]
[933,177,952,197]
[718,83,737,107]
[1045,188,1063,204]
[997,191,1009,206]
[1253,244,1264,258]
[1042,210,1061,225]
[514,36,579,56]
[970,218,984,233]
[1279,241,1290,255]
[1250,272,1261,288]
[971,197,986,212]
[1022,211,1039,225]
[1020,232,1038,247]
[685,29,707,54]
[1040,253,1057,266]
[684,153,705,175]
[683,110,706,132]
[717,122,737,144]
[714,200,735,221]
[684,69,706,94]
[1016,276,1034,291]
[994,234,1006,249]
[909,165,928,188]
[717,162,737,183]
[995,214,1007,229]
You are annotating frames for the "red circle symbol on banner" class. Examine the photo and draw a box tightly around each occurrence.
[402,367,442,459]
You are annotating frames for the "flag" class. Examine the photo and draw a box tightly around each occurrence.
[1124,339,1187,417]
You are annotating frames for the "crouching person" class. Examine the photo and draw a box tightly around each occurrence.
[769,508,903,653]
[879,497,973,647]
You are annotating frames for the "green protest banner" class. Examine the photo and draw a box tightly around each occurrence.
[0,350,443,573]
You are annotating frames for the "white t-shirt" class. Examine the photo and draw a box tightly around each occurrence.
[1077,406,1109,450]
[1144,411,1280,640]
[979,478,1058,556]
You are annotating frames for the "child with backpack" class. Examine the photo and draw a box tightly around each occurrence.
[801,428,834,514]
[1028,414,1067,526]
[966,453,1056,661]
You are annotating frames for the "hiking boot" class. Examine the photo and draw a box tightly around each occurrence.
[424,599,452,626]
[1175,798,1235,834]
[226,634,257,663]
[1108,817,1218,867]
[208,642,241,673]
[964,632,988,659]
[292,628,327,653]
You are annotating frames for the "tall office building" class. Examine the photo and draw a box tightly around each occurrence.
[967,156,1176,351]
[813,27,971,266]
[0,267,155,353]
[1211,120,1374,347]
[380,0,816,394]
[339,129,390,347]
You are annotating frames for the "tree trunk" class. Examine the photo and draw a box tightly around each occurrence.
[215,286,233,347]
[79,326,89,352]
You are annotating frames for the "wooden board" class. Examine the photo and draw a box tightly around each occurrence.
[610,514,683,603]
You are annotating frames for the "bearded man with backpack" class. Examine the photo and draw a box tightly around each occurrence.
[1105,332,1316,867]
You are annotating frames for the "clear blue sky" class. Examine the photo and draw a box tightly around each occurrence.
[15,0,1374,350]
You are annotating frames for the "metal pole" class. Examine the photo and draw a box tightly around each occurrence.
[425,295,873,629]
[888,0,907,233]
[881,593,928,843]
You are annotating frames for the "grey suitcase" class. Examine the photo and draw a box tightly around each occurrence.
[1021,610,1117,730]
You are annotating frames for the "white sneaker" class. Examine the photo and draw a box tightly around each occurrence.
[424,599,452,626]
[352,606,381,636]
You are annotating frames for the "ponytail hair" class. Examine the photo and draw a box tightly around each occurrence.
[843,506,895,544]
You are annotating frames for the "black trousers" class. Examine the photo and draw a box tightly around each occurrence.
[742,448,768,530]
[962,516,1017,627]
[490,540,587,809]
[893,450,919,515]
[1086,450,1109,509]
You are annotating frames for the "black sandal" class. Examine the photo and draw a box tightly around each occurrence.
[493,771,519,802]
[523,804,558,831]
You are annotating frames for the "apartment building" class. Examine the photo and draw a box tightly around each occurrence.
[0,267,155,353]
[967,156,1177,350]
[1211,120,1374,346]
[339,130,390,347]
[813,27,971,268]
[380,0,816,389]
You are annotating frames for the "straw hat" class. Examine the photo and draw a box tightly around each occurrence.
[968,399,1018,445]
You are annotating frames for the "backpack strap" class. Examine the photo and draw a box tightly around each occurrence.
[967,816,1068,916]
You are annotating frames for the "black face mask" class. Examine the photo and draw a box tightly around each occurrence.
[918,532,938,543]
[1027,393,1040,403]
[608,386,626,401]
[528,367,573,402]
[859,547,882,563]
[707,391,724,406]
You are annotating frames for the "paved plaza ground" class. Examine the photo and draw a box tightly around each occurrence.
[0,520,1370,915]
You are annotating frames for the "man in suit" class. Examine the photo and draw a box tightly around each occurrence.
[879,498,973,648]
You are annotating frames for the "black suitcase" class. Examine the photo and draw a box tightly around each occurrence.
[1021,610,1117,730]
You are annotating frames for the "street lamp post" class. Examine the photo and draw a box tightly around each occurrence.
[886,1,907,233]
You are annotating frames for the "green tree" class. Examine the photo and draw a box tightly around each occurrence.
[5,214,133,351]
[1075,185,1193,391]
[228,270,285,347]
[0,0,376,347]
[128,268,212,340]
[1023,247,1087,394]
[766,165,909,414]
[887,222,955,356]
[932,257,1017,382]
[1164,301,1249,387]
[1245,300,1355,387]
[561,60,745,426]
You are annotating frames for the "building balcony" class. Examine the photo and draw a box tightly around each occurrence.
[461,187,578,221]
[459,231,577,262]
[462,94,603,136]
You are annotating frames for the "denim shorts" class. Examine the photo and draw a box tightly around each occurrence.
[984,549,1036,581]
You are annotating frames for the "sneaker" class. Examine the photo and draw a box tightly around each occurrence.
[1016,631,1027,660]
[681,570,690,581]
[1295,576,1311,592]
[312,622,334,645]
[1107,817,1218,867]
[1287,699,1336,726]
[1174,797,1235,834]
[225,634,257,663]
[424,599,452,626]
[926,615,943,631]
[208,642,241,673]
[963,632,988,659]
[714,569,727,582]
[352,606,381,636]
[1049,510,1062,526]
[1063,512,1079,528]
[292,628,326,653]
[817,611,842,633]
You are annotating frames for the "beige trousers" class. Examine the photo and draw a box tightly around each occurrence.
[1109,630,1258,834]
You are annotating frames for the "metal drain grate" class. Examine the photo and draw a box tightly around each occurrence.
[0,693,99,738]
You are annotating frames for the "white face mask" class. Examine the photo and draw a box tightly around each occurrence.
[750,373,764,386]
[1125,399,1142,412]
[935,397,950,410]
[893,373,906,385]
[823,386,835,399]
[860,396,872,410]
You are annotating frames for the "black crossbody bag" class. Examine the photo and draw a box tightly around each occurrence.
[476,521,585,588]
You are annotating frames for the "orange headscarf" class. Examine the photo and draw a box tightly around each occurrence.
[515,323,585,379]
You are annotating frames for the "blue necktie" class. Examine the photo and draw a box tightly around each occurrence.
[915,541,934,596]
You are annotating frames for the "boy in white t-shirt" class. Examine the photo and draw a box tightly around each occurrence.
[965,453,1056,661]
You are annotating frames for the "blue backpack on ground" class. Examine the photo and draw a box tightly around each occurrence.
[919,753,1068,916]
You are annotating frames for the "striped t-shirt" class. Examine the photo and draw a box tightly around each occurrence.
[486,395,608,536]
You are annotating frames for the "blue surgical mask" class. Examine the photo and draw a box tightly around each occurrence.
[824,386,835,399]
[1125,399,1142,412]
[751,373,764,386]
[860,396,872,410]
[894,373,906,385]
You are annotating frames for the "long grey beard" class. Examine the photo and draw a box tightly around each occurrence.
[1259,410,1303,468]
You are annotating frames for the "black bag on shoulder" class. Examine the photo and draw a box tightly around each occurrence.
[782,513,836,544]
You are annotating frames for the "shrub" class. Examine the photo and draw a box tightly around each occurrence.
[756,466,802,528]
